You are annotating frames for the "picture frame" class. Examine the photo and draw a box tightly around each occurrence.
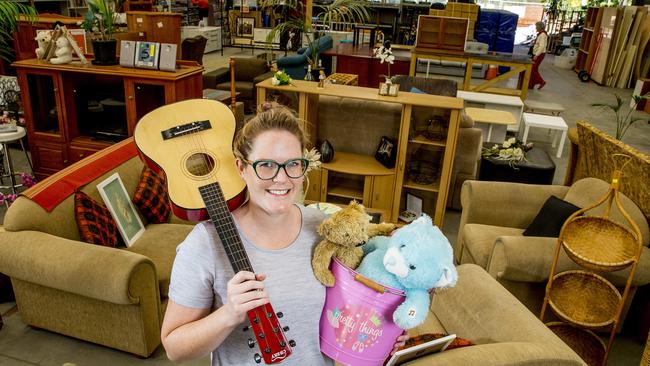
[384,334,456,366]
[97,173,145,247]
[375,135,397,168]
[237,17,255,38]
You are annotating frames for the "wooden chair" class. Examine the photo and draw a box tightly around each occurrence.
[181,35,207,65]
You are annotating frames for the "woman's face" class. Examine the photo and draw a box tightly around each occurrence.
[237,129,304,215]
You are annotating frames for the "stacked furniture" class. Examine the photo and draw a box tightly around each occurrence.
[475,9,518,74]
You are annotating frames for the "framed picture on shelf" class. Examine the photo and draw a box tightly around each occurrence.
[375,136,397,168]
[237,17,255,38]
[97,173,145,247]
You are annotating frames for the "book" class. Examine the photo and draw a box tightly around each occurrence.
[135,41,160,69]
[384,333,456,366]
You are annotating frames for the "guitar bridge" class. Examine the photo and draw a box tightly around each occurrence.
[161,120,212,140]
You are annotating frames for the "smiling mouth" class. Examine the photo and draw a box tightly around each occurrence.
[267,189,290,196]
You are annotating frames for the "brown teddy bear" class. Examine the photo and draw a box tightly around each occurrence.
[312,201,396,287]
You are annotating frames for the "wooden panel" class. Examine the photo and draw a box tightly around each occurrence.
[371,174,395,220]
[34,143,67,173]
[126,11,182,57]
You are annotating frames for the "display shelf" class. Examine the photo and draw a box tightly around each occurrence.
[574,6,603,76]
[322,151,394,176]
[548,270,621,328]
[328,185,364,201]
[402,178,440,192]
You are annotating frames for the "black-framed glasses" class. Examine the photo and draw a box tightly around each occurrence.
[243,158,310,180]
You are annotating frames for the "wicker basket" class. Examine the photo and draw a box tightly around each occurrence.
[547,322,605,366]
[406,161,438,185]
[548,271,621,328]
[561,216,638,272]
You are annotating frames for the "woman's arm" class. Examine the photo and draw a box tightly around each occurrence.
[161,271,269,362]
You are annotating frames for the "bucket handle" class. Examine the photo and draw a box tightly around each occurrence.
[354,274,386,294]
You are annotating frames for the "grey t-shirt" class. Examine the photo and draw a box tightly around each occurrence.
[168,205,333,366]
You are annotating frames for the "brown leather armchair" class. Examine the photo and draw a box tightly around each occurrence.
[203,57,275,112]
[181,35,207,65]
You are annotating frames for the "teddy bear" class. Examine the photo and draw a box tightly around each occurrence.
[34,31,52,60]
[49,37,73,65]
[312,200,395,287]
[356,214,457,330]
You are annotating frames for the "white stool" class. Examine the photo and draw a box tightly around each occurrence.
[523,100,565,116]
[0,126,33,194]
[522,113,568,158]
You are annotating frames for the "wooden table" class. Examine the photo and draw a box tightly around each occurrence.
[321,44,411,87]
[457,90,524,133]
[325,73,359,86]
[409,50,533,100]
[465,107,516,143]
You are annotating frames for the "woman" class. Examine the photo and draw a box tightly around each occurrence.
[529,21,548,90]
[160,103,407,365]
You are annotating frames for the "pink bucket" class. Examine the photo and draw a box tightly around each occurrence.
[319,258,405,366]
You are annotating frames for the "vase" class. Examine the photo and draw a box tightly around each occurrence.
[91,39,118,66]
[320,139,334,163]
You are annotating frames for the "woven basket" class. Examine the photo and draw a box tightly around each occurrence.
[547,322,605,366]
[548,271,621,328]
[562,216,638,272]
[406,161,438,185]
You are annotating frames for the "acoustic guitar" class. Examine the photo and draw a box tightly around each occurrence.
[134,99,293,364]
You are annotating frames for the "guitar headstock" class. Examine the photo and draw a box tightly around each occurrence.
[245,302,294,364]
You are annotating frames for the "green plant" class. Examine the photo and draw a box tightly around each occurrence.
[81,0,121,41]
[0,0,37,62]
[592,92,650,141]
[260,0,369,66]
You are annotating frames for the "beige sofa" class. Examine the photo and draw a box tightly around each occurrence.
[457,178,650,319]
[0,138,194,357]
[408,264,584,365]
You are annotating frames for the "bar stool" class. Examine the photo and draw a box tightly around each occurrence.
[0,125,33,195]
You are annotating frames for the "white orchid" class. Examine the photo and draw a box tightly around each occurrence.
[373,41,395,80]
[481,137,529,169]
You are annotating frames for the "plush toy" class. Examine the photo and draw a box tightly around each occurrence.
[312,201,395,287]
[356,214,458,330]
[34,31,52,60]
[49,37,73,65]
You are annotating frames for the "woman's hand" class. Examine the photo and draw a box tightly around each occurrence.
[390,333,410,355]
[223,271,269,326]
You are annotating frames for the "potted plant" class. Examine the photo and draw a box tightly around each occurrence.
[260,0,369,72]
[81,0,121,65]
[0,0,37,64]
[592,92,650,141]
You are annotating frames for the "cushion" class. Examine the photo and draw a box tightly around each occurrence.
[460,224,524,267]
[410,86,426,94]
[132,167,171,224]
[523,195,581,237]
[74,191,119,247]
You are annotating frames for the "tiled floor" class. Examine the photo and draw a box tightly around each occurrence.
[0,45,649,365]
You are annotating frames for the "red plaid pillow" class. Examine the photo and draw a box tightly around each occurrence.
[74,191,119,247]
[132,167,171,224]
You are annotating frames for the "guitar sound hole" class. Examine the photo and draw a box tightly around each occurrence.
[186,153,216,177]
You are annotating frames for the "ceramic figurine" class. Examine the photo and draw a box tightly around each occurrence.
[50,37,73,65]
[318,70,326,88]
[34,31,51,60]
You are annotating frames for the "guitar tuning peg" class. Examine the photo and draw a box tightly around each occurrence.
[264,346,271,354]
[283,326,290,332]
[254,353,262,363]
[276,311,283,318]
[243,325,251,332]
[289,339,296,347]
[247,338,256,348]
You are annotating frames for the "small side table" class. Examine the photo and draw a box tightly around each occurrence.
[465,107,517,143]
[522,112,568,158]
[0,126,33,195]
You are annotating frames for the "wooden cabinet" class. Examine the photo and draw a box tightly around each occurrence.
[256,79,463,226]
[575,7,603,75]
[415,15,469,53]
[13,59,203,179]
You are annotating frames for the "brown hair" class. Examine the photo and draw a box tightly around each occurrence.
[233,102,309,162]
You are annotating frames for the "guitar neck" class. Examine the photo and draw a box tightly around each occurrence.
[199,183,253,273]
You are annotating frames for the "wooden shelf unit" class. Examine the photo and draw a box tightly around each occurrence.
[415,15,469,53]
[575,7,604,76]
[256,78,463,226]
[13,59,203,179]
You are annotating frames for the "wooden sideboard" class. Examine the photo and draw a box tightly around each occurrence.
[256,78,463,226]
[13,59,203,179]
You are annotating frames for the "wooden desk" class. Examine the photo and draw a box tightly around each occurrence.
[321,44,411,88]
[409,50,533,100]
[256,78,463,225]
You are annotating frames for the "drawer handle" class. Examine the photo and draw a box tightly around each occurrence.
[128,95,134,100]
[63,159,68,164]
[78,153,84,158]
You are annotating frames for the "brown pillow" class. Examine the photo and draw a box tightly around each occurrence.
[132,167,171,224]
[74,191,119,247]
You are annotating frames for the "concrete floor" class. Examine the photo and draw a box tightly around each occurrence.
[0,45,649,365]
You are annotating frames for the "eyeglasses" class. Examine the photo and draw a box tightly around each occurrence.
[243,158,310,180]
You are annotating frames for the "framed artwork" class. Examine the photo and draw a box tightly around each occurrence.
[237,17,255,38]
[97,173,145,247]
[375,136,397,168]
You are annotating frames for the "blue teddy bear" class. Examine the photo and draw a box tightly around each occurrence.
[356,214,458,330]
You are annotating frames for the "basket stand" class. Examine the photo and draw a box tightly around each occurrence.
[540,155,643,366]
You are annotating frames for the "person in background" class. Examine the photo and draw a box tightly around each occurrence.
[192,0,209,24]
[160,103,408,365]
[529,21,548,90]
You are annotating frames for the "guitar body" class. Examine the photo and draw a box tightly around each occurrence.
[134,99,246,221]
[134,99,293,364]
